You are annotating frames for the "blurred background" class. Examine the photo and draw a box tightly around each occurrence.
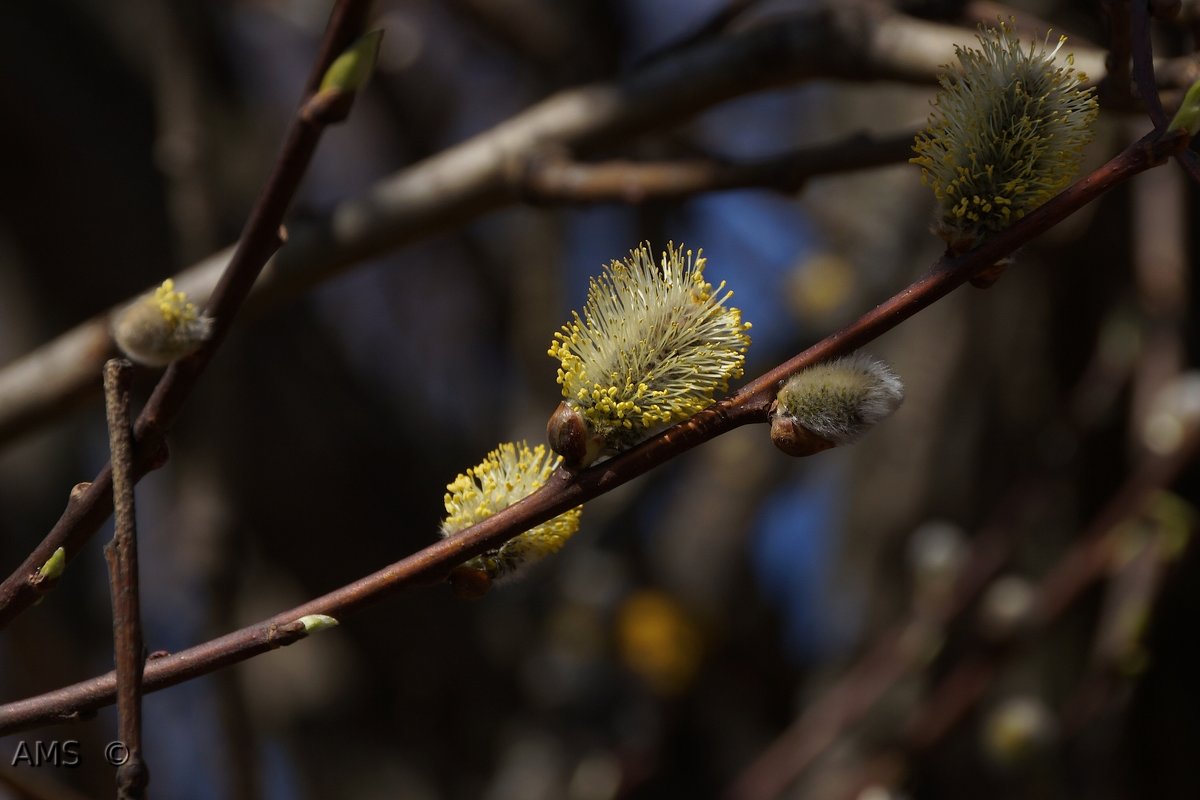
[2,0,1200,797]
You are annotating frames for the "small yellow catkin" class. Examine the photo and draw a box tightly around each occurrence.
[770,354,904,456]
[440,442,582,592]
[112,279,213,367]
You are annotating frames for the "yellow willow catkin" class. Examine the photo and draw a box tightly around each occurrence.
[112,279,213,367]
[910,21,1098,252]
[547,242,751,465]
[440,442,582,586]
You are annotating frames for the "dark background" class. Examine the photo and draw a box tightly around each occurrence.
[1,0,1199,797]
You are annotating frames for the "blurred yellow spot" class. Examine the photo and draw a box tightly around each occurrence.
[786,253,856,325]
[616,591,702,695]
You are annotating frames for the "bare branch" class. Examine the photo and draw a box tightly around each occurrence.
[4,4,1198,447]
[0,127,1189,735]
[102,359,148,800]
[515,130,917,204]
[0,0,372,628]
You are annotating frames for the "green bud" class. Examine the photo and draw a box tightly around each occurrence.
[38,547,66,581]
[319,30,384,94]
[297,614,339,633]
[1167,78,1200,135]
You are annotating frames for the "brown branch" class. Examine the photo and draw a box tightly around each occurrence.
[1131,0,1168,128]
[0,0,370,628]
[516,130,917,204]
[102,359,148,800]
[0,126,1189,736]
[6,3,1200,449]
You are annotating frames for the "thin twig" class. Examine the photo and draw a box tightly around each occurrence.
[0,127,1189,736]
[4,3,1200,447]
[0,0,370,629]
[516,130,917,204]
[102,359,148,800]
[1130,0,1168,128]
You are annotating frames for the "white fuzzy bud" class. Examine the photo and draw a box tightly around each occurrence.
[112,279,213,367]
[770,354,904,456]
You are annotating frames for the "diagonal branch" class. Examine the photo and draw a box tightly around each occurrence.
[4,4,1200,448]
[0,0,371,629]
[0,126,1189,736]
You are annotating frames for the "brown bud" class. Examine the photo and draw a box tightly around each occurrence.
[547,401,602,468]
[769,415,836,457]
[448,565,493,599]
[70,482,92,503]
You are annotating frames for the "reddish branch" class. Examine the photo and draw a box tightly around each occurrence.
[102,360,148,800]
[0,0,370,629]
[0,126,1189,736]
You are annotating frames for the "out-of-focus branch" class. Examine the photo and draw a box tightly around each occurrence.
[0,0,371,629]
[3,2,1198,447]
[724,482,1039,800]
[824,430,1200,800]
[724,312,1147,800]
[0,127,1188,735]
[883,431,1200,795]
[515,130,917,205]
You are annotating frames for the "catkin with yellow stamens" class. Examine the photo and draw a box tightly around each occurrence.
[440,441,582,595]
[910,21,1098,253]
[112,279,213,367]
[547,242,751,466]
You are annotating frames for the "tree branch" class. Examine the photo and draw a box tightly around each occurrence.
[3,3,1198,447]
[515,130,917,204]
[102,360,148,800]
[0,0,371,628]
[0,126,1189,735]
